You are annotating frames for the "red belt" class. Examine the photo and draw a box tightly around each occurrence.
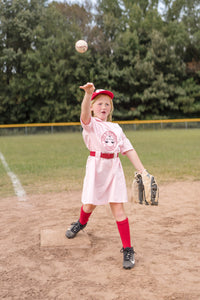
[90,151,119,159]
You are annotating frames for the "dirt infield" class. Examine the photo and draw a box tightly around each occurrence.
[1,181,200,300]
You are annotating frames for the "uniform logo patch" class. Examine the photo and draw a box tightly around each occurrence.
[101,131,117,151]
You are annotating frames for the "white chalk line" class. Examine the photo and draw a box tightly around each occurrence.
[0,151,27,201]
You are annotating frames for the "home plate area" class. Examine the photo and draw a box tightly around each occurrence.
[40,228,91,249]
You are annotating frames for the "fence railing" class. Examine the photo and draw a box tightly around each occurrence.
[0,118,200,135]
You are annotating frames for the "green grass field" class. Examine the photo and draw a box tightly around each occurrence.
[0,129,200,197]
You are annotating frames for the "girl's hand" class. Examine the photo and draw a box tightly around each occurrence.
[80,82,95,95]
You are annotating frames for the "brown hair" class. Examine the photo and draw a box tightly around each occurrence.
[91,95,114,122]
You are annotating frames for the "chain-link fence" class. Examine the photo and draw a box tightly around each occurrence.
[0,119,200,136]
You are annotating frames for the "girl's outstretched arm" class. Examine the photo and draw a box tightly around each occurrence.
[80,82,95,124]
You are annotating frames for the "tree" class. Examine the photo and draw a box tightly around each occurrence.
[0,0,48,123]
[0,0,94,123]
[0,0,199,123]
[161,0,200,62]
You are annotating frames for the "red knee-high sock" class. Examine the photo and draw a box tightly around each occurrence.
[79,205,92,225]
[116,217,132,248]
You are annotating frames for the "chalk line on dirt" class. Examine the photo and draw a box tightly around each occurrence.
[0,151,27,201]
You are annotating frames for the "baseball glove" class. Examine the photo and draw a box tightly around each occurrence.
[131,170,159,205]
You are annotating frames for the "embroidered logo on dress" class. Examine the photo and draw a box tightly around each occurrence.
[101,131,117,151]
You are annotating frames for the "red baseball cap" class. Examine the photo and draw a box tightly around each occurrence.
[91,89,114,101]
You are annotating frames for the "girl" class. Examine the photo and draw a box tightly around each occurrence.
[66,82,145,269]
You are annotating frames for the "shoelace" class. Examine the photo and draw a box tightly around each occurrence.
[71,221,82,233]
[120,248,135,260]
[124,250,132,261]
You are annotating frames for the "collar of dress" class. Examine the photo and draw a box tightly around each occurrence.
[94,117,104,122]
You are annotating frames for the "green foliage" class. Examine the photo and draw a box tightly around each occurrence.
[0,0,200,124]
[175,77,200,116]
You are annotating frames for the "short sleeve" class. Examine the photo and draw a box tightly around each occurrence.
[80,117,93,131]
[120,132,134,155]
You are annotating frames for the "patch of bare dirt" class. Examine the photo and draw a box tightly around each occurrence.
[0,181,200,299]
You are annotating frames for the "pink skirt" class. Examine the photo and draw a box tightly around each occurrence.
[81,156,128,205]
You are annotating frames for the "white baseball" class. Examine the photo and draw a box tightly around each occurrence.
[75,40,88,53]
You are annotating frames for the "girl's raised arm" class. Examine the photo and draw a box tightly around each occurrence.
[80,82,95,125]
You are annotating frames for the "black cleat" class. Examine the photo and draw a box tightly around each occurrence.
[65,220,87,239]
[120,247,135,269]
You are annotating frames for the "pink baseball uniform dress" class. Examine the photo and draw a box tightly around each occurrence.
[81,117,134,205]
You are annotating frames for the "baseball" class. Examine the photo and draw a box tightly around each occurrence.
[75,40,88,53]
